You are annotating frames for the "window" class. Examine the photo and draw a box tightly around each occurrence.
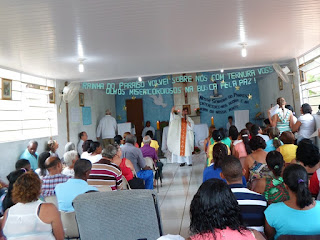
[298,46,320,113]
[0,69,58,143]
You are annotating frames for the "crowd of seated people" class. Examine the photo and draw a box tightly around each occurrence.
[199,100,320,239]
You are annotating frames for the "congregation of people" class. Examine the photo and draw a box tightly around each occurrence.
[0,100,320,239]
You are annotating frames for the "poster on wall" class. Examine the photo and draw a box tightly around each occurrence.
[82,107,92,125]
[70,107,80,123]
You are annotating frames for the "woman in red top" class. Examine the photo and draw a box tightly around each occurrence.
[110,145,135,181]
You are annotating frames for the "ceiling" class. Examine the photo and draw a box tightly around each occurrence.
[0,0,319,82]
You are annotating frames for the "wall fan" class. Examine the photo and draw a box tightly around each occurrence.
[272,63,295,83]
[61,82,80,103]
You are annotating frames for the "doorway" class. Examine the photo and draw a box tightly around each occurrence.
[126,99,144,146]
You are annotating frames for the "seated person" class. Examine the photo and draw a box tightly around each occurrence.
[265,164,320,239]
[189,178,264,240]
[264,127,282,152]
[121,134,153,189]
[207,130,230,166]
[219,128,231,148]
[141,121,155,137]
[85,141,103,163]
[278,131,297,164]
[123,132,139,148]
[220,156,267,232]
[2,169,27,214]
[203,143,246,185]
[46,140,60,158]
[1,172,64,240]
[15,159,31,171]
[19,140,39,171]
[55,159,98,212]
[62,150,79,177]
[141,131,159,151]
[41,157,70,197]
[141,135,163,182]
[77,131,88,155]
[35,152,50,178]
[232,129,252,159]
[80,140,93,159]
[114,135,124,146]
[88,146,123,191]
[253,151,289,205]
[251,124,270,143]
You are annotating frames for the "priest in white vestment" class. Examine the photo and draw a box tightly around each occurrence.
[167,106,194,166]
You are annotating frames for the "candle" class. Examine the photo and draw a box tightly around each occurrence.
[211,116,214,126]
[157,121,160,130]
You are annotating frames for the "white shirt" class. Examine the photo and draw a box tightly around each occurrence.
[62,167,75,177]
[297,113,315,142]
[77,139,84,155]
[96,115,117,139]
[142,126,156,137]
[226,121,234,130]
[84,153,102,164]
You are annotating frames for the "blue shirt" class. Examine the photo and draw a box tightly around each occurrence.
[19,149,39,170]
[264,139,283,152]
[203,164,247,186]
[55,178,98,212]
[265,201,320,239]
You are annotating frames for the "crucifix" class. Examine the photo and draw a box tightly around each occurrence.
[183,82,188,104]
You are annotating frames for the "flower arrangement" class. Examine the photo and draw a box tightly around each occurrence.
[193,146,200,154]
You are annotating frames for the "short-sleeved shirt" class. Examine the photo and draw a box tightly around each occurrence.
[140,144,158,161]
[88,158,123,191]
[41,174,70,197]
[141,140,159,150]
[297,113,315,142]
[279,144,297,163]
[264,139,283,152]
[55,179,97,212]
[233,140,248,158]
[203,165,247,186]
[121,143,146,173]
[19,149,39,170]
[265,201,320,239]
[230,184,267,232]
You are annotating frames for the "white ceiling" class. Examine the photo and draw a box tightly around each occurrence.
[0,0,319,82]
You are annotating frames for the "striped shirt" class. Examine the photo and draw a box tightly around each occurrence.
[41,174,70,197]
[88,158,123,191]
[229,184,267,232]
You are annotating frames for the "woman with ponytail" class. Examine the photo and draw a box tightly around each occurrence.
[203,143,246,185]
[264,127,283,152]
[206,130,230,166]
[84,141,102,163]
[253,151,289,204]
[268,97,294,134]
[232,129,252,158]
[265,164,320,239]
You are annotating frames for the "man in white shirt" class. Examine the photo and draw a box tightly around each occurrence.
[77,131,88,155]
[96,109,117,148]
[142,121,155,137]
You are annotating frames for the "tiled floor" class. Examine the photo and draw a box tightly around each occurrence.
[157,152,206,238]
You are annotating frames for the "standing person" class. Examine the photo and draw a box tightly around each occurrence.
[292,103,316,143]
[19,141,39,171]
[77,131,88,155]
[278,131,297,164]
[96,109,117,148]
[268,97,293,134]
[226,116,234,131]
[265,164,320,239]
[141,121,155,138]
[167,106,194,167]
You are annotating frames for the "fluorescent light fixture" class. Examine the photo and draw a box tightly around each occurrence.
[78,62,84,73]
[240,43,247,58]
[138,77,142,82]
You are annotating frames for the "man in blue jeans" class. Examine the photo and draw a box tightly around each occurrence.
[121,134,153,189]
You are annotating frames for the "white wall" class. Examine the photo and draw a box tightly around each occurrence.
[0,80,115,182]
[258,59,301,118]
